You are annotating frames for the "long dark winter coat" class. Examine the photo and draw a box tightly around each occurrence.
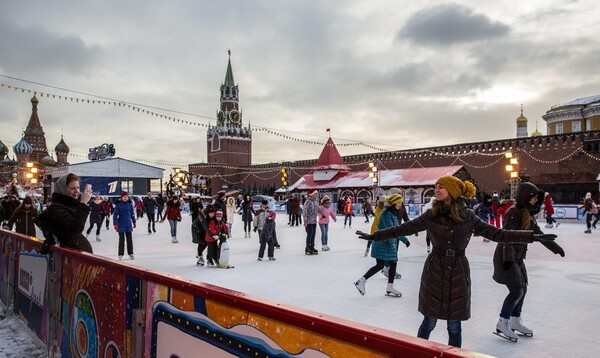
[493,183,564,287]
[373,207,536,321]
[88,200,104,224]
[6,205,38,236]
[239,200,255,222]
[38,192,93,253]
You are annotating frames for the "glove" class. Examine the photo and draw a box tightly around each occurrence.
[133,222,136,229]
[356,230,375,241]
[557,248,565,257]
[114,225,119,231]
[253,227,258,232]
[404,240,411,248]
[219,235,227,243]
[414,232,418,237]
[503,262,513,270]
[532,233,557,242]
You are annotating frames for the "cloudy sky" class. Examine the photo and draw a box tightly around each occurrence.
[0,0,599,169]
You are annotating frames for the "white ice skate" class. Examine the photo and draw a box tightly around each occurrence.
[172,237,179,243]
[544,224,553,228]
[385,283,402,297]
[196,257,205,266]
[493,317,518,342]
[96,235,101,242]
[322,245,330,251]
[354,277,366,296]
[509,316,533,337]
[129,254,135,260]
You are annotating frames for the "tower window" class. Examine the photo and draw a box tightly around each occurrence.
[556,123,563,134]
[572,121,581,132]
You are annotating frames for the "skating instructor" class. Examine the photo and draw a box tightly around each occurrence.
[492,182,565,342]
[356,175,557,348]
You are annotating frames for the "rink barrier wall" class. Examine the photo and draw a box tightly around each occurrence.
[0,229,493,358]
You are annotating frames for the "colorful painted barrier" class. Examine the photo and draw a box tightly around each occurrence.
[0,229,492,358]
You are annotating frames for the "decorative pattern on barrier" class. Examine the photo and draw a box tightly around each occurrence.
[0,230,486,358]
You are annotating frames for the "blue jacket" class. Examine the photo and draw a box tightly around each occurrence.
[371,207,408,262]
[113,200,136,233]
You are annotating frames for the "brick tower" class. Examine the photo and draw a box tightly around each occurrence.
[23,95,50,163]
[206,51,252,168]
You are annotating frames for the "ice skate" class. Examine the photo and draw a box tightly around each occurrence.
[310,247,319,255]
[206,259,215,267]
[555,222,560,227]
[385,283,402,297]
[268,257,276,261]
[196,257,205,266]
[275,245,281,249]
[322,245,330,251]
[544,224,553,228]
[118,256,123,261]
[152,227,156,233]
[493,317,518,342]
[381,266,389,278]
[96,235,101,242]
[172,237,179,243]
[257,257,262,261]
[584,229,592,234]
[129,254,135,260]
[148,229,152,235]
[354,277,366,295]
[509,316,533,337]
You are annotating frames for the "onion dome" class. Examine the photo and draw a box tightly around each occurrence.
[1,156,16,166]
[40,155,57,166]
[0,140,8,156]
[13,137,33,155]
[516,105,527,124]
[55,136,70,154]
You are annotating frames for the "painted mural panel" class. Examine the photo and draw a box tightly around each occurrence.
[143,282,384,357]
[58,255,141,358]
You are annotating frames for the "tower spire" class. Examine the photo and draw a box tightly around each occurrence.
[224,49,235,86]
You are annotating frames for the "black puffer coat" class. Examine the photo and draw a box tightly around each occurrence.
[38,192,93,253]
[493,182,564,287]
[374,207,535,321]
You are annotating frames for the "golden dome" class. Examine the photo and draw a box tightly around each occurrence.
[516,105,527,124]
[531,121,542,137]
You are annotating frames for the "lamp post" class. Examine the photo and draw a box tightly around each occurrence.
[505,152,519,199]
[368,160,380,199]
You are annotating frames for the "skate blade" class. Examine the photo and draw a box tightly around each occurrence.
[353,283,365,296]
[515,332,533,337]
[493,331,518,342]
[385,292,402,297]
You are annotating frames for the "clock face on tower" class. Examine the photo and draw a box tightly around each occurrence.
[217,111,225,125]
[229,110,240,124]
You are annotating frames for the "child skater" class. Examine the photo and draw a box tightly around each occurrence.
[206,209,228,267]
[192,204,213,266]
[258,211,277,261]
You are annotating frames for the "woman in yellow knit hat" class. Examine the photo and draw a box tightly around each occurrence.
[356,175,558,348]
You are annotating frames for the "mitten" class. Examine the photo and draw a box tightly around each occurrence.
[532,233,557,242]
[355,230,374,241]
[114,225,119,231]
[404,240,411,248]
[133,222,136,229]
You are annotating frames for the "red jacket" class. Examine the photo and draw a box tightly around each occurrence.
[206,219,228,242]
[162,202,182,221]
[544,195,555,215]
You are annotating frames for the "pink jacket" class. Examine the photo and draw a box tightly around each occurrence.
[318,205,337,224]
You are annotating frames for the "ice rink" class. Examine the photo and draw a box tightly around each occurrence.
[3,210,599,357]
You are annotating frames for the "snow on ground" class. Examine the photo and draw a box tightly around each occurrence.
[3,212,599,357]
[0,302,47,358]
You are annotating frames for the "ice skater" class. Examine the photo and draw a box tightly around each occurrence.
[492,182,565,342]
[258,211,277,261]
[582,192,598,233]
[317,195,337,251]
[113,191,136,260]
[206,210,228,267]
[192,205,212,266]
[543,192,559,228]
[354,194,409,297]
[356,175,557,348]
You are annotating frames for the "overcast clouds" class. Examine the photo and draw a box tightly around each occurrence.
[0,0,599,169]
